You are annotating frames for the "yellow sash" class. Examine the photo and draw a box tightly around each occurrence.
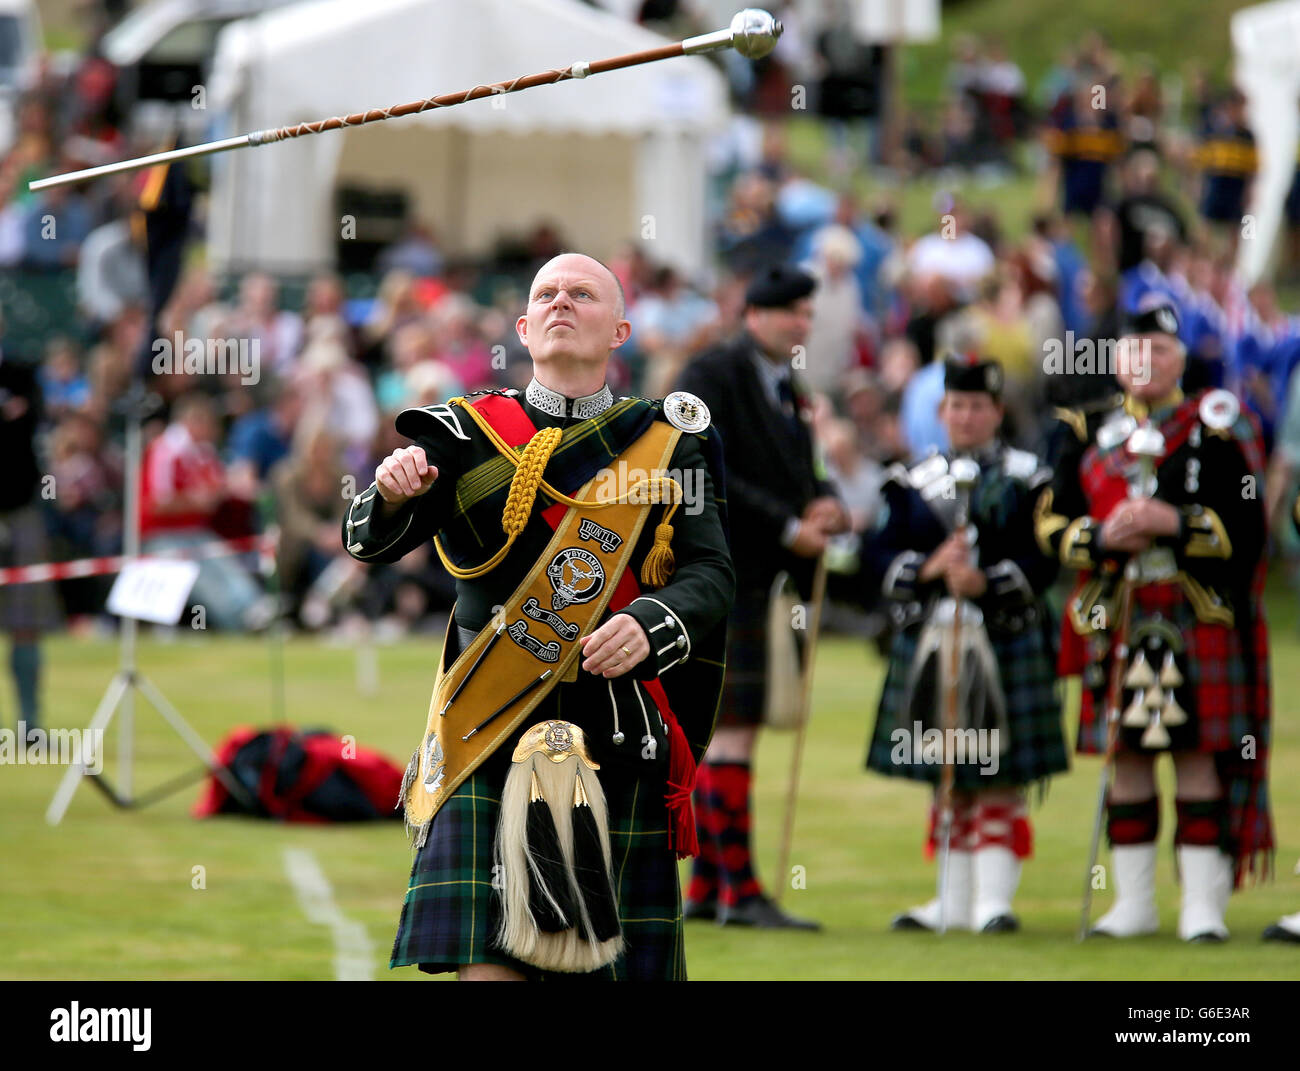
[403,420,681,834]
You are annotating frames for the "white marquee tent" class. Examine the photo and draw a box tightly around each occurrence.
[1233,0,1300,285]
[206,0,729,277]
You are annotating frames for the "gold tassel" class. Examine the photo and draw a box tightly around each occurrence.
[639,512,677,588]
[434,425,563,580]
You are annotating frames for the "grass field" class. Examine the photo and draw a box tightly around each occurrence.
[2,579,1299,982]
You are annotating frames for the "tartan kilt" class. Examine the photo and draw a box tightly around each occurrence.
[390,766,686,980]
[1077,582,1263,755]
[866,610,1068,789]
[715,587,767,728]
[1075,577,1273,884]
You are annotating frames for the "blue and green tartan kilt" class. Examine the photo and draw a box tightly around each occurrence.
[390,767,686,980]
[715,588,767,728]
[865,618,1069,789]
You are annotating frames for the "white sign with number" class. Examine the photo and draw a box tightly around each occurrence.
[107,559,201,625]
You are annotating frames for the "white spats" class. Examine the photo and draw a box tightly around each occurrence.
[1177,846,1233,942]
[1267,912,1300,939]
[1093,843,1159,937]
[973,847,1022,931]
[893,851,973,932]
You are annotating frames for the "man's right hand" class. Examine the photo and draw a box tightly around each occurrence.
[376,446,439,514]
[788,519,830,558]
[919,533,969,582]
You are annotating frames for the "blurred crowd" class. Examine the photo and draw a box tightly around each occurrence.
[3,4,1300,644]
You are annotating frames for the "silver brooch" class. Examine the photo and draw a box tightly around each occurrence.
[543,722,574,753]
[663,391,711,433]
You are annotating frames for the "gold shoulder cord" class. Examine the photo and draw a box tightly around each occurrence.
[433,397,683,586]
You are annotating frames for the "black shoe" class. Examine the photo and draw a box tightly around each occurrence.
[719,896,821,931]
[981,914,1020,934]
[683,899,718,922]
[1187,931,1227,944]
[890,913,931,932]
[1262,923,1300,943]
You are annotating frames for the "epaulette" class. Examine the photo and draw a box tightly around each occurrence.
[906,451,948,489]
[1097,407,1140,451]
[394,401,474,442]
[882,461,912,489]
[1002,446,1052,488]
[1051,406,1088,443]
[890,451,955,501]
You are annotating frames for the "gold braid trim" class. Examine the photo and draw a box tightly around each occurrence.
[435,397,683,585]
[1183,507,1233,559]
[1051,407,1087,442]
[435,424,563,579]
[502,427,562,536]
[1060,516,1097,569]
[1034,488,1069,557]
[1177,571,1235,626]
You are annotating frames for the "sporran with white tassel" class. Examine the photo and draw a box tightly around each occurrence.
[495,721,623,972]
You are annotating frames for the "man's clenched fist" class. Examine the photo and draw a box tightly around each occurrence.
[376,445,439,507]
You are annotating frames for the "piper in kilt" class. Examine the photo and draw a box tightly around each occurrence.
[343,254,733,980]
[674,264,850,929]
[1036,298,1273,942]
[866,355,1067,933]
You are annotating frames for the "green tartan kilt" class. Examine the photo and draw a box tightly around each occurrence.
[866,613,1069,790]
[390,766,686,980]
[715,587,767,728]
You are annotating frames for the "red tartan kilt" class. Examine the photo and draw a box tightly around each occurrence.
[1076,580,1256,756]
[1058,598,1088,675]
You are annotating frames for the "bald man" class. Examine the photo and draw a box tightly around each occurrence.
[344,253,734,980]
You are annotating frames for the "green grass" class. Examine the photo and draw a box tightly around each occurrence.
[902,0,1245,108]
[2,584,1299,981]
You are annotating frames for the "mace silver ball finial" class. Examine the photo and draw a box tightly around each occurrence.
[949,457,980,489]
[730,8,783,59]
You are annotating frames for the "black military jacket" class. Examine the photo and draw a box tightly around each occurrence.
[341,382,735,775]
[676,331,836,595]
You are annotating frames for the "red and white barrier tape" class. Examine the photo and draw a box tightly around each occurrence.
[0,531,279,587]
